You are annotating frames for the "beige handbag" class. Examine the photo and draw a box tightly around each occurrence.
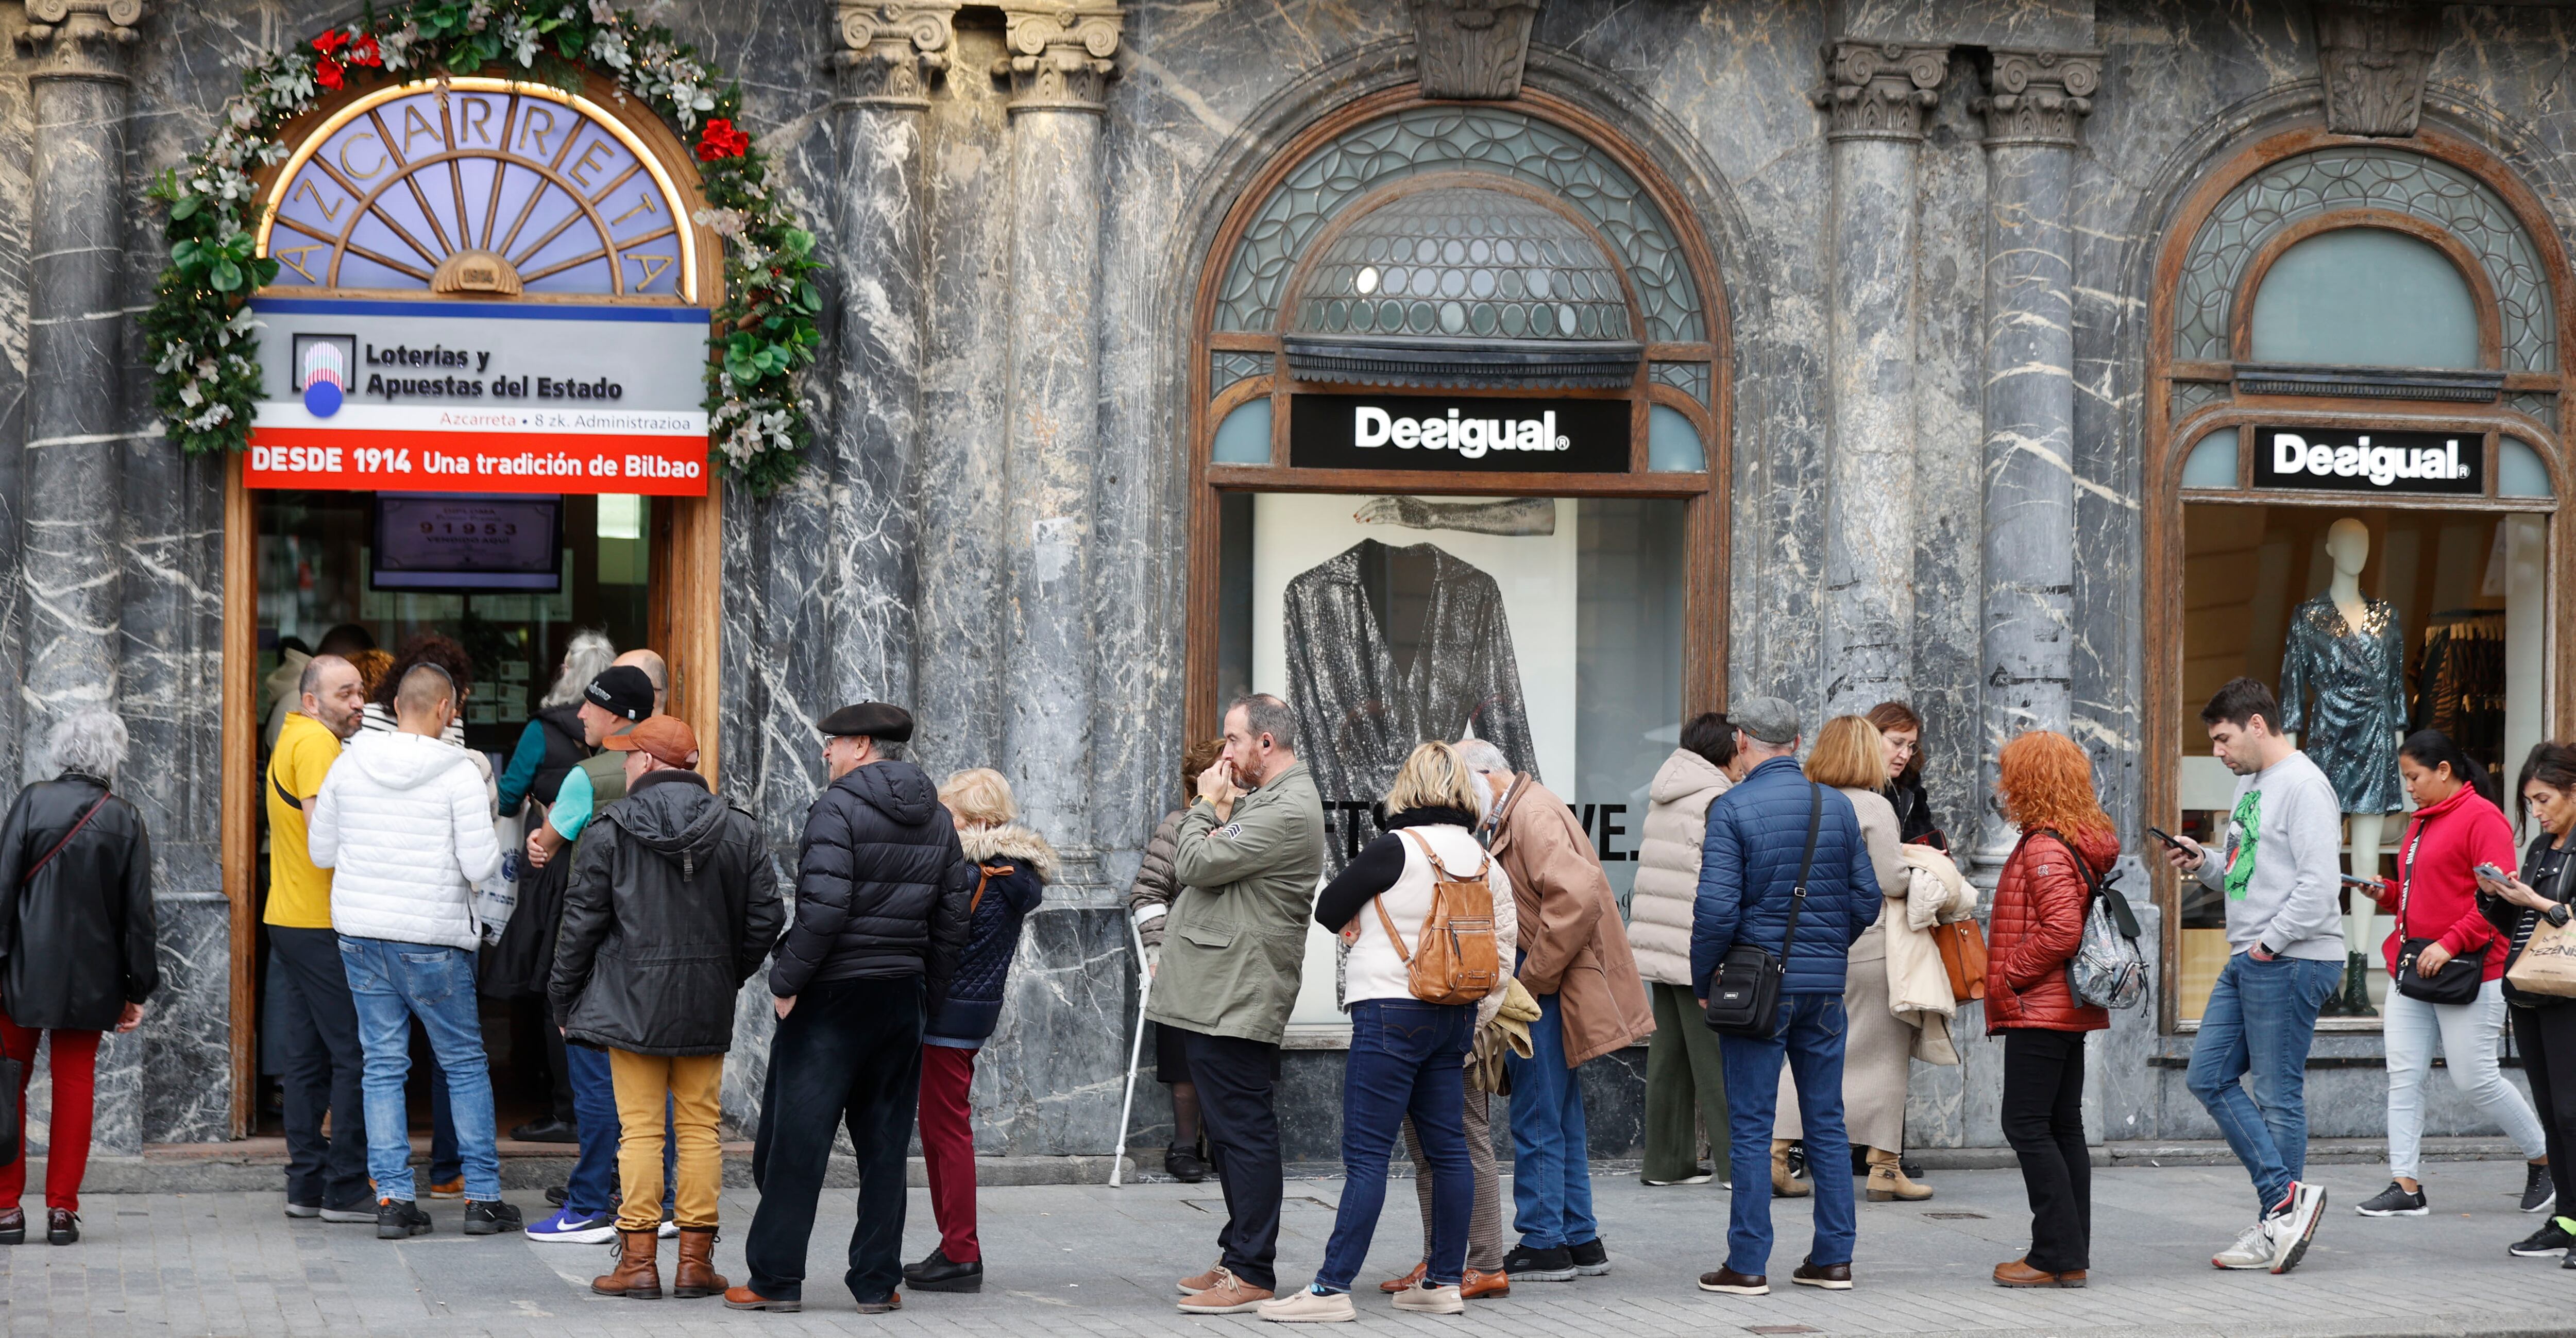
[2506,914,2576,999]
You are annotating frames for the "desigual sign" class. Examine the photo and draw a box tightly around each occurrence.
[245,297,710,495]
[2253,427,2482,496]
[1289,393,1629,472]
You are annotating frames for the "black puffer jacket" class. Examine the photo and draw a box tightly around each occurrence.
[550,770,784,1055]
[771,760,973,1007]
[0,774,158,1031]
[926,823,1056,1043]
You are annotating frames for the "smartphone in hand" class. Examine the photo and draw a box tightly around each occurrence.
[2475,862,2510,885]
[2145,825,2188,850]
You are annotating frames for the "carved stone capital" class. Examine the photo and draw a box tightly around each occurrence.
[1409,0,1541,101]
[2314,2,2444,138]
[1972,48,2100,147]
[1813,40,1950,143]
[837,2,958,109]
[995,2,1122,114]
[16,0,143,81]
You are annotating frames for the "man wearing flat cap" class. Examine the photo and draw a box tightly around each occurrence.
[550,715,782,1301]
[733,702,974,1315]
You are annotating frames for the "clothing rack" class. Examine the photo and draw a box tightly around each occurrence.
[2414,609,2507,769]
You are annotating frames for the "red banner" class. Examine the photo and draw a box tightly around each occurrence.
[246,426,707,495]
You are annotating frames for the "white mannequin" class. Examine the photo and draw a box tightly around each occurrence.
[2315,519,2397,973]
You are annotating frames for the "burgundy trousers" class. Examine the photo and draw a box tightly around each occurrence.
[916,1044,980,1262]
[0,1014,100,1213]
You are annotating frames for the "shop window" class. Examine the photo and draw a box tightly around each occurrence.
[2181,427,2238,489]
[2250,228,2479,369]
[2500,437,2552,497]
[1211,399,1273,464]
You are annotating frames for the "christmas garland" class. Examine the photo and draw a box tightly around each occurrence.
[142,1,819,494]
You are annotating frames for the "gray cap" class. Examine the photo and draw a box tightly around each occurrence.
[1733,695,1800,746]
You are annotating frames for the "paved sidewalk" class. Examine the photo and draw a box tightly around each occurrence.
[2,1158,2567,1336]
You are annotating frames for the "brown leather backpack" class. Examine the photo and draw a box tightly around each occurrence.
[1372,830,1502,1005]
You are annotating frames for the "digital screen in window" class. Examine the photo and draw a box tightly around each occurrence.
[371,493,563,591]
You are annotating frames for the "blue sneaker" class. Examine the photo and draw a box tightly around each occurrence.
[523,1207,617,1244]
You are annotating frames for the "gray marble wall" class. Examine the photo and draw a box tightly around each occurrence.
[17,0,2576,1159]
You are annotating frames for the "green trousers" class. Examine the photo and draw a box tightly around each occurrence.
[1644,981,1728,1183]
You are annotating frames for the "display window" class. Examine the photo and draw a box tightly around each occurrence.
[2148,129,2575,1031]
[1186,90,1728,1026]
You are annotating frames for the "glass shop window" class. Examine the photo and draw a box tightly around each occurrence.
[2249,228,2480,369]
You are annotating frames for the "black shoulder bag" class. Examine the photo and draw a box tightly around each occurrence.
[1704,783,1822,1038]
[2395,811,2485,1005]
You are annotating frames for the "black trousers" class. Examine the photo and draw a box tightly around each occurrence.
[1182,1028,1287,1290]
[2001,1029,2091,1275]
[2513,1006,2576,1212]
[269,927,372,1211]
[745,976,924,1306]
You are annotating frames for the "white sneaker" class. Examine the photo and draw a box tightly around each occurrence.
[1257,1288,1357,1323]
[2212,1219,2273,1270]
[2270,1182,2327,1274]
[1392,1281,1465,1314]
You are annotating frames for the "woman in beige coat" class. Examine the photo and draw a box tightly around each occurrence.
[1775,716,1933,1201]
[1630,713,1737,1186]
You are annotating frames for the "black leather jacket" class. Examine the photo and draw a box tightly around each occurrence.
[770,760,973,1007]
[550,770,784,1054]
[0,774,158,1031]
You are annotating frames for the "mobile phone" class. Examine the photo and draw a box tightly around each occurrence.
[2475,862,2510,884]
[2340,873,2385,890]
[2145,825,2189,850]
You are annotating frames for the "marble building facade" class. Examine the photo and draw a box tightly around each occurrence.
[5,0,2575,1162]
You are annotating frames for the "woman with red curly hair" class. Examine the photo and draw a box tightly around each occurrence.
[1986,730,2119,1290]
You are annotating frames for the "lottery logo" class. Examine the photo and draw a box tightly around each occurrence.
[294,334,356,417]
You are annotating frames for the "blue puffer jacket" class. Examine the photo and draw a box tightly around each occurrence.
[1690,755,1882,997]
[924,821,1057,1044]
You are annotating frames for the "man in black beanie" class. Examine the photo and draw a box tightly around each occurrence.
[730,703,974,1315]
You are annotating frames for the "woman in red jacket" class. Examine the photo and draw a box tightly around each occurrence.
[2352,731,2550,1219]
[1986,731,2117,1289]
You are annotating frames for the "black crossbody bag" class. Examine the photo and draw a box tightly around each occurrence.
[1704,783,1823,1038]
[2395,811,2485,1006]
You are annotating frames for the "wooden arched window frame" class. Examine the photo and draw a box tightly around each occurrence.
[2143,126,2576,1031]
[1182,86,1732,733]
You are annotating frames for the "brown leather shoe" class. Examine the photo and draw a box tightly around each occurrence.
[1175,1257,1227,1295]
[721,1284,801,1312]
[1379,1260,1429,1293]
[1698,1265,1768,1295]
[44,1209,77,1247]
[591,1229,663,1300]
[672,1226,727,1299]
[1993,1258,2086,1288]
[0,1207,23,1246]
[853,1291,903,1315]
[1174,1267,1272,1314]
[1460,1267,1510,1299]
[1792,1258,1853,1290]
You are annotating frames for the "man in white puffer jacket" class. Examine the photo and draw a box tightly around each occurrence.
[308,664,519,1242]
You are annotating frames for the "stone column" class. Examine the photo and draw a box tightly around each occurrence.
[1813,41,1945,717]
[1969,50,2097,869]
[996,2,1117,879]
[18,0,136,766]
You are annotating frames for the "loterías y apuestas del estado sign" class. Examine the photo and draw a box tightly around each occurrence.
[2253,426,2482,496]
[1289,393,1630,472]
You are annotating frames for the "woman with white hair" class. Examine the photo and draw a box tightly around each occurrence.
[0,708,158,1247]
[496,629,616,819]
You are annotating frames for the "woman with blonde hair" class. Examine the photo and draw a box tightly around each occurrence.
[903,768,1056,1295]
[1986,730,2119,1288]
[1259,742,1510,1322]
[1772,715,1931,1202]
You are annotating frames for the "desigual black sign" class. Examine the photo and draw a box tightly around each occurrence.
[2253,427,2482,496]
[1289,394,1630,472]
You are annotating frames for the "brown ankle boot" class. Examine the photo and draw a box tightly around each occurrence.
[592,1229,664,1299]
[672,1227,727,1299]
[1866,1146,1933,1202]
[1771,1140,1810,1198]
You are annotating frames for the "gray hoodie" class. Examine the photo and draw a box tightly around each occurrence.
[2193,749,2346,961]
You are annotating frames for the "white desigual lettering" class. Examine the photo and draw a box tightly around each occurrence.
[1353,406,1568,459]
[2269,431,2466,487]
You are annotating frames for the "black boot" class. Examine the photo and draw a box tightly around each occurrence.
[2342,951,2378,1018]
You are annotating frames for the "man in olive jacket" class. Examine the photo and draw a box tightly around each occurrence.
[1146,693,1325,1315]
[549,716,782,1301]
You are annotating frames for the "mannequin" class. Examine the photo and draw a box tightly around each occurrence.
[2279,518,2407,1018]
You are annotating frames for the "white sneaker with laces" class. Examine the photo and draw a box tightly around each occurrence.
[2212,1219,2273,1270]
[2270,1181,2327,1274]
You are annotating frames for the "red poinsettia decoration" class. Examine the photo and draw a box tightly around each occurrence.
[309,28,381,91]
[696,118,751,162]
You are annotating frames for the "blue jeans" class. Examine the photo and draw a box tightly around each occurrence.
[1502,989,1596,1250]
[2186,952,2340,1214]
[563,1042,677,1219]
[1317,1000,1474,1292]
[423,1043,459,1185]
[339,938,501,1203]
[1719,993,1854,1275]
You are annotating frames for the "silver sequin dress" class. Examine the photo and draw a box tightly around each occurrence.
[2278,593,2408,815]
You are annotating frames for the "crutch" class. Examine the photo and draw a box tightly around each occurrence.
[1109,918,1152,1187]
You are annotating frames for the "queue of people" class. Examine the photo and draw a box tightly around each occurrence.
[11,650,2575,1311]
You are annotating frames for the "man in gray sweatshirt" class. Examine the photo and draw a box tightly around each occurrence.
[2165,677,2343,1276]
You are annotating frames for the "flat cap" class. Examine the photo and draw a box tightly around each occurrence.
[1733,695,1801,746]
[818,701,914,742]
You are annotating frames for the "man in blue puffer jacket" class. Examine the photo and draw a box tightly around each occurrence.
[1688,695,1881,1297]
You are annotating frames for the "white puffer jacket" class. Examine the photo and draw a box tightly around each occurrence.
[309,731,502,950]
[1631,747,1732,986]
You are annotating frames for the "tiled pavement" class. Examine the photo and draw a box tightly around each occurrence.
[4,1158,2569,1336]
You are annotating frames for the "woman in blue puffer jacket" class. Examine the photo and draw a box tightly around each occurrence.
[903,768,1056,1296]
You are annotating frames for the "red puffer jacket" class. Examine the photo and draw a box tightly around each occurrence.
[1985,825,2119,1034]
